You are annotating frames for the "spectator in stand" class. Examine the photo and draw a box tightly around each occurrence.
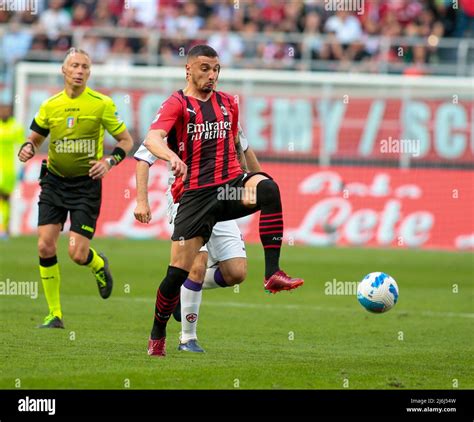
[38,0,71,42]
[303,0,327,17]
[210,0,235,25]
[106,37,134,67]
[195,0,216,22]
[118,7,144,28]
[26,35,49,62]
[243,4,264,30]
[380,9,403,37]
[279,1,305,33]
[118,7,147,55]
[1,18,33,65]
[376,9,404,68]
[431,0,457,37]
[201,9,220,32]
[240,21,260,67]
[417,8,445,38]
[419,7,445,61]
[361,12,382,59]
[175,2,205,37]
[107,0,125,22]
[322,11,363,61]
[455,0,474,37]
[0,0,467,73]
[92,1,116,27]
[260,0,286,27]
[207,20,244,66]
[158,35,195,66]
[80,34,110,64]
[71,3,94,27]
[0,10,11,24]
[158,4,181,35]
[257,23,297,70]
[301,11,324,68]
[126,0,158,27]
[77,0,98,13]
[18,9,40,25]
[0,18,32,98]
[50,35,72,61]
[381,0,423,27]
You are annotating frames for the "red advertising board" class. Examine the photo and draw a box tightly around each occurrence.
[15,156,473,250]
[24,87,474,164]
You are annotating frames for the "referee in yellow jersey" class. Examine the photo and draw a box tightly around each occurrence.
[18,48,134,328]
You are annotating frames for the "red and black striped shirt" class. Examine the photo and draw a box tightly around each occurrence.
[150,89,243,191]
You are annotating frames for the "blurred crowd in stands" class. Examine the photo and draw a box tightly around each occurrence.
[1,0,473,73]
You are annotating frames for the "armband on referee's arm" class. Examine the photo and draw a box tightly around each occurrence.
[107,147,126,167]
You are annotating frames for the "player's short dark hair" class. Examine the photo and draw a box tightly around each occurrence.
[187,45,218,60]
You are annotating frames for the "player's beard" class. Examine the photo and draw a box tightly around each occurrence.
[201,80,216,92]
[192,75,214,93]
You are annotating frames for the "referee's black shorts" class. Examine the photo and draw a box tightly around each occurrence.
[171,172,271,244]
[38,171,102,239]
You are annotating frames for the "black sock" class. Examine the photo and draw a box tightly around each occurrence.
[39,255,58,267]
[83,249,94,266]
[151,266,189,339]
[256,179,283,279]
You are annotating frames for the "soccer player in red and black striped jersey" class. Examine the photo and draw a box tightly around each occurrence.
[141,45,303,356]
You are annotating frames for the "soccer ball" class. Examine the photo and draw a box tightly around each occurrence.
[357,272,399,313]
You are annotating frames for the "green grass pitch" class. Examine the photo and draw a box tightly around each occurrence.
[0,236,472,389]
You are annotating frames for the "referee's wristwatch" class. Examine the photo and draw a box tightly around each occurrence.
[105,157,117,168]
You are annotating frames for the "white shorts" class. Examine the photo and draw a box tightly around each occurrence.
[168,202,246,267]
[201,220,246,267]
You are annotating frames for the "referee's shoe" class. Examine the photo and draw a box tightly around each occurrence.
[38,314,64,329]
[95,253,113,299]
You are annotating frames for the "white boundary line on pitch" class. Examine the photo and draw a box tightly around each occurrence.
[112,296,474,319]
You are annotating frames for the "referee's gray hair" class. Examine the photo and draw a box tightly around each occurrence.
[63,48,91,66]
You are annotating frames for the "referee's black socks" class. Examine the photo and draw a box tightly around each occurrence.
[151,266,188,339]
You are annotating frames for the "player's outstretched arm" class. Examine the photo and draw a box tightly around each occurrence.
[144,129,187,180]
[134,160,152,224]
[18,131,46,163]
